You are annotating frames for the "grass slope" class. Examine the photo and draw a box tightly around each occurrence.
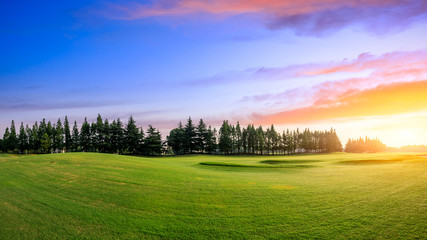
[0,152,426,239]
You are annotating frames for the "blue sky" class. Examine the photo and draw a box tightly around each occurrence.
[1,0,427,146]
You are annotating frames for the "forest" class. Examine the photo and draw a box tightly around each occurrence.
[0,115,387,155]
[0,115,162,155]
[167,118,343,155]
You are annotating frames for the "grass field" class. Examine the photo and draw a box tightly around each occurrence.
[0,152,426,239]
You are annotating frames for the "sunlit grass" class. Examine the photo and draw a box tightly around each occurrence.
[0,152,425,239]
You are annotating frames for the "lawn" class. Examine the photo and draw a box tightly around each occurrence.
[0,152,425,239]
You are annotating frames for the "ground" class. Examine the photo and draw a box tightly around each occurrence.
[0,152,426,239]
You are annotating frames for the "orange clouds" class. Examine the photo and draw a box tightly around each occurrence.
[254,80,427,125]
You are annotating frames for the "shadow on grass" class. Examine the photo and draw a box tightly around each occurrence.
[199,161,316,169]
[336,159,404,165]
[260,160,322,165]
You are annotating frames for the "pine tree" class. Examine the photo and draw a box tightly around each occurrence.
[116,118,125,154]
[25,124,33,153]
[144,125,162,156]
[54,118,64,153]
[3,128,10,153]
[72,121,79,152]
[9,120,18,153]
[257,126,264,155]
[125,116,141,154]
[196,119,208,153]
[205,126,216,154]
[90,122,97,152]
[101,119,111,153]
[242,128,248,154]
[236,122,242,154]
[18,122,28,154]
[249,125,257,154]
[218,121,232,154]
[80,118,91,152]
[184,117,196,153]
[95,114,104,152]
[40,133,52,154]
[64,116,71,152]
[38,119,47,142]
[31,122,40,153]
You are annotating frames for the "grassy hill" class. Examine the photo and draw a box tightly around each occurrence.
[0,153,426,239]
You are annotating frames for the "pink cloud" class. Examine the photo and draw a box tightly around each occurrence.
[100,0,427,35]
[241,50,427,103]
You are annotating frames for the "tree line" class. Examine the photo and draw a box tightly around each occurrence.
[167,117,343,155]
[344,137,386,153]
[0,114,163,155]
[2,115,390,156]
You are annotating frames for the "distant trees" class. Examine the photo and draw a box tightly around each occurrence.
[0,115,163,155]
[345,137,386,153]
[167,117,217,155]
[1,115,389,156]
[167,117,343,155]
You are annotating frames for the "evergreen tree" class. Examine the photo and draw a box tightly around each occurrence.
[40,133,52,154]
[236,122,242,154]
[256,126,264,155]
[248,125,257,154]
[184,117,196,153]
[38,119,47,142]
[80,118,91,152]
[282,130,288,154]
[90,122,97,152]
[231,125,236,154]
[116,118,125,154]
[101,119,111,153]
[242,128,248,154]
[18,122,28,154]
[137,127,145,154]
[95,114,104,152]
[205,126,217,154]
[71,121,79,152]
[9,120,18,153]
[218,121,232,154]
[144,125,162,156]
[31,122,40,153]
[46,121,53,140]
[25,124,33,153]
[3,128,10,153]
[53,118,64,153]
[196,119,207,153]
[125,116,141,154]
[64,116,71,152]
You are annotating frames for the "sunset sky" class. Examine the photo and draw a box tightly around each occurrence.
[1,0,427,147]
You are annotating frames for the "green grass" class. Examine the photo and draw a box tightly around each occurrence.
[0,152,426,239]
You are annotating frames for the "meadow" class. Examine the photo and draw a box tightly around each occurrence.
[0,152,425,239]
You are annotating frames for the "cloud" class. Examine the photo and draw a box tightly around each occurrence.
[0,99,123,113]
[242,50,427,103]
[253,80,427,125]
[186,50,427,90]
[299,51,427,76]
[100,0,427,35]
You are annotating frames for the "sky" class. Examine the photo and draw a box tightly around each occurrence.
[1,0,427,147]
